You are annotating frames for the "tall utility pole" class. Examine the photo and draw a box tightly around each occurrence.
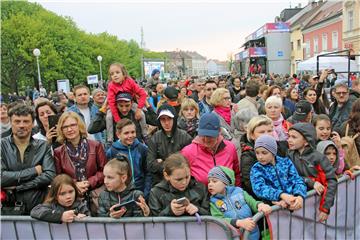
[140,26,145,80]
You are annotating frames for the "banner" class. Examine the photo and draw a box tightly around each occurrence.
[143,60,165,80]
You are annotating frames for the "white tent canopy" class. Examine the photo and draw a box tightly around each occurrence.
[297,54,357,72]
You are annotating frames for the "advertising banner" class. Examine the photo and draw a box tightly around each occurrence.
[249,47,267,57]
[266,22,290,33]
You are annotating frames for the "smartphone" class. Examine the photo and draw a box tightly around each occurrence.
[176,197,188,206]
[113,199,136,211]
[48,114,60,129]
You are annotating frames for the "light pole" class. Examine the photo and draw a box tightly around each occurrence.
[97,55,103,89]
[33,48,42,87]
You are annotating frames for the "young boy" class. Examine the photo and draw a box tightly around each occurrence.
[287,123,337,222]
[208,166,271,240]
[250,135,306,210]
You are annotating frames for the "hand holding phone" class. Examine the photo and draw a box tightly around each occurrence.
[176,197,189,206]
[48,114,60,129]
[113,199,136,211]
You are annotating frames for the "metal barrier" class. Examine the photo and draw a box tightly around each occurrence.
[1,215,241,240]
[244,171,360,240]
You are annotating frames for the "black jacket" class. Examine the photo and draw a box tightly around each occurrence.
[1,135,56,213]
[148,178,209,216]
[98,184,144,217]
[30,200,89,223]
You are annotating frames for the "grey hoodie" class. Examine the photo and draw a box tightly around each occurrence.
[316,140,339,171]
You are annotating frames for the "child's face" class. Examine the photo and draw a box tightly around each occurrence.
[110,65,125,83]
[104,166,127,192]
[315,120,331,141]
[164,167,191,192]
[57,184,76,208]
[288,130,308,150]
[255,147,275,165]
[325,146,337,166]
[182,106,196,120]
[208,177,226,195]
[116,124,136,146]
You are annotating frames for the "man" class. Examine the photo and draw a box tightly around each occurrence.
[145,69,161,97]
[350,77,360,99]
[329,83,355,132]
[92,88,106,108]
[199,80,216,116]
[287,100,313,124]
[147,104,192,186]
[67,85,104,143]
[190,78,205,102]
[1,104,55,214]
[162,86,181,114]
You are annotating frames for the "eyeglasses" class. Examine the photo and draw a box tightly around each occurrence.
[335,92,348,96]
[61,123,78,131]
[206,88,217,91]
[223,97,231,101]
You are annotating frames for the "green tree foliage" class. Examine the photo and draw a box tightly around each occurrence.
[1,1,165,94]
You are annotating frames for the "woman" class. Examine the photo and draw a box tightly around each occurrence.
[54,112,107,214]
[33,100,60,148]
[304,87,327,115]
[286,87,299,106]
[265,96,292,141]
[229,76,242,103]
[209,88,235,140]
[177,98,199,138]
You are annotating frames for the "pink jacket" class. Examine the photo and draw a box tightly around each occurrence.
[181,136,241,186]
[107,77,147,122]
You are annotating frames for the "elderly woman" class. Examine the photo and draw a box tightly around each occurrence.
[265,96,292,141]
[54,112,107,214]
[209,88,235,140]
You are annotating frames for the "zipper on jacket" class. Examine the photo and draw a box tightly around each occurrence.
[273,163,285,192]
[212,154,216,166]
[128,147,135,183]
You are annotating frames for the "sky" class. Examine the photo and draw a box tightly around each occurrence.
[32,0,309,61]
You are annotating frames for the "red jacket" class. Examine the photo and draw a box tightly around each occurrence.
[54,139,107,189]
[107,77,147,122]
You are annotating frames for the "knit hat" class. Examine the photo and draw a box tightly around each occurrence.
[292,100,312,122]
[208,166,232,186]
[254,135,278,156]
[198,112,220,137]
[151,69,160,77]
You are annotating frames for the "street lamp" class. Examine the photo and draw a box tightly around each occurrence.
[97,55,103,89]
[33,48,42,87]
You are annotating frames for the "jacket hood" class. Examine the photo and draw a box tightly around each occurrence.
[111,138,140,151]
[157,103,178,136]
[289,123,317,148]
[316,140,339,169]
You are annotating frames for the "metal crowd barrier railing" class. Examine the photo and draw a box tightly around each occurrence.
[1,215,241,240]
[244,170,360,240]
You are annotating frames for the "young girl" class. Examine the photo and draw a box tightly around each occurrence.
[30,174,90,223]
[177,98,200,138]
[250,135,306,209]
[98,157,150,218]
[148,153,209,216]
[106,119,152,198]
[313,114,345,174]
[107,63,147,123]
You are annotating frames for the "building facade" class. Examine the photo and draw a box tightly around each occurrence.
[343,0,360,54]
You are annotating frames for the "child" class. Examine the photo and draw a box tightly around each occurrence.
[250,135,306,210]
[177,98,199,138]
[30,174,89,223]
[287,123,337,222]
[148,153,209,216]
[107,63,147,123]
[98,157,150,218]
[106,119,152,198]
[313,114,345,174]
[208,166,272,240]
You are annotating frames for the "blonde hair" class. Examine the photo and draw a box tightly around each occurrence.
[265,95,283,108]
[246,115,273,142]
[179,98,199,118]
[56,112,88,144]
[105,158,132,186]
[209,88,229,106]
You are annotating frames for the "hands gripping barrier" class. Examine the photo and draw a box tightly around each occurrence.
[0,215,241,240]
[244,170,360,240]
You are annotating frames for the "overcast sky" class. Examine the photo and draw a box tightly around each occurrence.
[32,0,309,60]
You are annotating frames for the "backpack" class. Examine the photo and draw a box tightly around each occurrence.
[341,124,360,167]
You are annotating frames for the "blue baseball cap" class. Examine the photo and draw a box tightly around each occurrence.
[198,113,220,137]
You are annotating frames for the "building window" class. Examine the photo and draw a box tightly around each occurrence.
[322,33,328,51]
[332,31,338,50]
[291,42,294,51]
[348,10,354,31]
[297,39,301,50]
[314,36,319,54]
[306,40,310,57]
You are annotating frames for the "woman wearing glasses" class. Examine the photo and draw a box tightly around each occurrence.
[54,112,107,215]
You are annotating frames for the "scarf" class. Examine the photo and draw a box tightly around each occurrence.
[272,115,288,141]
[65,138,89,181]
[214,106,231,125]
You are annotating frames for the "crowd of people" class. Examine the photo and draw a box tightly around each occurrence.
[1,64,360,239]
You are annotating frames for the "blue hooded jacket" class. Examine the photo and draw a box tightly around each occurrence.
[106,138,152,198]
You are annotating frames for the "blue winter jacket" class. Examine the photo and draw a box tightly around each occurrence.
[106,139,152,198]
[67,103,105,143]
[250,156,307,201]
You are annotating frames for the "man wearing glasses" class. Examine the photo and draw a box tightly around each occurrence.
[199,80,217,116]
[329,83,355,132]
